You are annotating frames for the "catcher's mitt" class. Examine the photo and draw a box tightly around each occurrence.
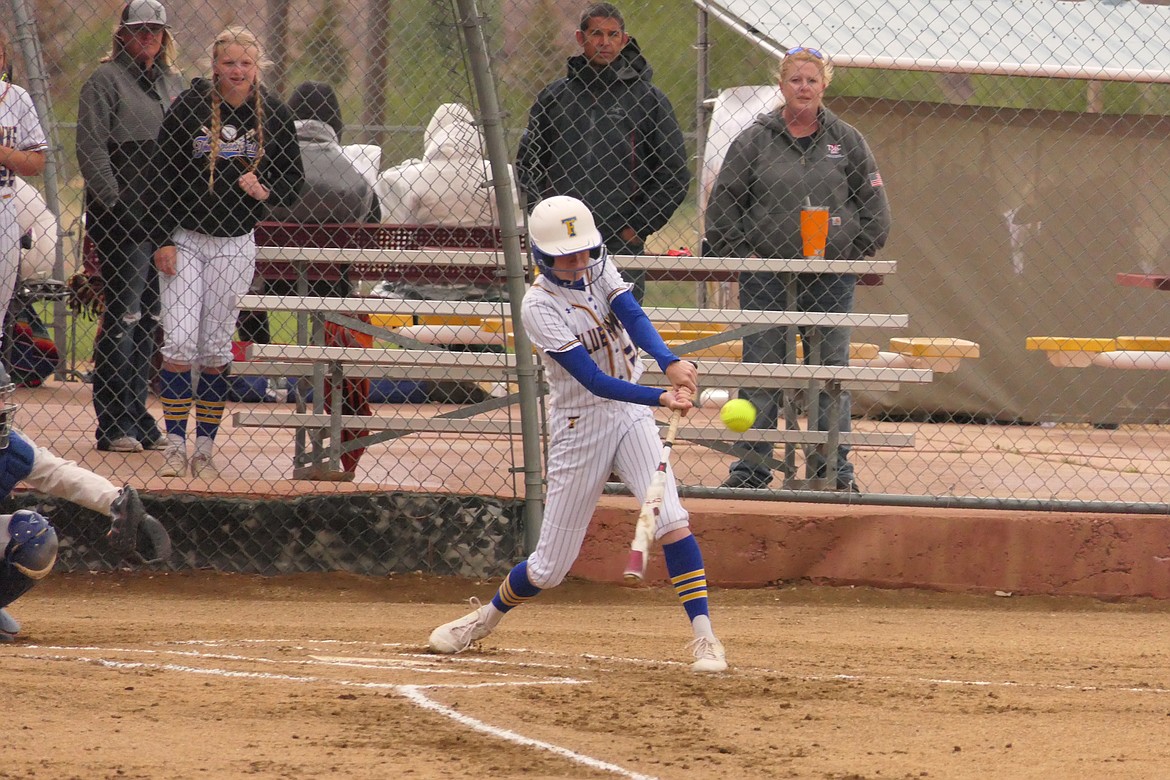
[67,272,105,319]
[107,486,172,564]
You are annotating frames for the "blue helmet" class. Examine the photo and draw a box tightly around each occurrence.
[529,196,607,287]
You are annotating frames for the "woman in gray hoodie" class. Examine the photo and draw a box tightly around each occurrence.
[706,46,891,492]
[77,0,184,454]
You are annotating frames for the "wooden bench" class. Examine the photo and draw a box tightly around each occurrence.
[1027,336,1170,369]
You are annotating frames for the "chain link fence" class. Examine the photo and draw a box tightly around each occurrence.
[1,0,1169,574]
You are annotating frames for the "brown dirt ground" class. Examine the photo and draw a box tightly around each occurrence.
[4,571,1170,780]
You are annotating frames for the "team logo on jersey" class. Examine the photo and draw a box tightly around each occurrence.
[562,217,577,237]
[193,124,260,161]
[567,417,579,429]
[826,143,844,159]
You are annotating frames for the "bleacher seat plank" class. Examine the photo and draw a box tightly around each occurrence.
[239,294,909,330]
[231,411,913,449]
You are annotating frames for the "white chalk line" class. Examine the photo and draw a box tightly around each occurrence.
[21,639,1170,696]
[14,644,656,780]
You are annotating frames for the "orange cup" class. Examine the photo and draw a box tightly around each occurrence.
[800,207,829,258]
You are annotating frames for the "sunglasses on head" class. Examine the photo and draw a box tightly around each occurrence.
[785,46,823,59]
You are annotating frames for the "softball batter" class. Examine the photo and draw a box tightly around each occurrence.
[151,27,302,478]
[0,32,47,326]
[428,196,727,672]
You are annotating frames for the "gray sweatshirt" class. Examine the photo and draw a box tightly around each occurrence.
[77,51,184,242]
[706,105,891,261]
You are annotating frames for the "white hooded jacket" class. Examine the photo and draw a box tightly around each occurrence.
[375,103,522,227]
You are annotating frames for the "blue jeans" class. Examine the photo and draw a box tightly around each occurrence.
[729,272,857,486]
[92,238,161,445]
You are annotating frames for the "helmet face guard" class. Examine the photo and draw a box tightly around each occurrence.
[528,195,607,287]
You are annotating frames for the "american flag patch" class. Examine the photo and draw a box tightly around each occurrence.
[869,171,884,187]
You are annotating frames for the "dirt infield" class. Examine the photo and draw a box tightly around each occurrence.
[5,571,1170,780]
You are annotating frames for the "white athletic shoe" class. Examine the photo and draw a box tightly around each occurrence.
[189,453,220,479]
[158,444,188,478]
[0,608,19,642]
[688,636,728,673]
[428,597,494,654]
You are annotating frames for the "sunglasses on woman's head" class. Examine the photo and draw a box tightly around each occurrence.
[785,46,823,59]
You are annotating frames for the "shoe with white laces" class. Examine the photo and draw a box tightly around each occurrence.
[688,636,728,673]
[0,608,19,642]
[190,452,220,479]
[428,597,494,654]
[157,443,188,478]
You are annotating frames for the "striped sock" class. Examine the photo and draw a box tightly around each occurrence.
[159,368,193,438]
[663,535,711,624]
[491,560,542,613]
[195,371,230,440]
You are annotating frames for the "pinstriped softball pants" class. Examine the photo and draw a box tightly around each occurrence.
[160,228,256,367]
[526,400,690,589]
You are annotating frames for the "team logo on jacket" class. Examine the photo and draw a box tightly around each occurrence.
[193,124,260,161]
[826,143,844,159]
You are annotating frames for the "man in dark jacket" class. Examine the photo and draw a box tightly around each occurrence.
[77,0,184,453]
[516,2,689,303]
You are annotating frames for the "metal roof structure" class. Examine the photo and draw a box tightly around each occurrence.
[694,0,1170,82]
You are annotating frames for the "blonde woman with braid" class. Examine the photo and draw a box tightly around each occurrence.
[151,27,303,478]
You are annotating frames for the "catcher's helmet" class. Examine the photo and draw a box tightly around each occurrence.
[529,195,607,287]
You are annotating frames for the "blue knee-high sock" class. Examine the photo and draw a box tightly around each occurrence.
[491,560,542,613]
[663,535,710,623]
[195,371,230,440]
[159,368,193,438]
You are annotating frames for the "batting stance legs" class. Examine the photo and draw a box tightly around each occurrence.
[428,403,724,672]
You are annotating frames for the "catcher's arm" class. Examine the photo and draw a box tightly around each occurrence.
[108,486,172,564]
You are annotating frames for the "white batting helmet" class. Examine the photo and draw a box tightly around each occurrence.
[528,195,607,285]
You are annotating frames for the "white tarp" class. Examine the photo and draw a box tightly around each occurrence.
[695,0,1170,82]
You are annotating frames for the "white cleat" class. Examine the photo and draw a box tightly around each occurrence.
[0,608,19,642]
[428,597,493,654]
[688,636,728,673]
[157,444,188,478]
[190,452,220,479]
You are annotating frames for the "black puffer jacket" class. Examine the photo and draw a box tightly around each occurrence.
[516,38,689,241]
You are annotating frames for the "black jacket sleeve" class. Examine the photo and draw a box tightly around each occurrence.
[259,100,304,211]
[627,85,689,239]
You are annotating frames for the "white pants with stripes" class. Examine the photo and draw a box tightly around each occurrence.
[527,401,689,589]
[160,228,256,367]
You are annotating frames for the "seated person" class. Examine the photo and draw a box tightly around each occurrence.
[376,102,522,229]
[241,80,376,344]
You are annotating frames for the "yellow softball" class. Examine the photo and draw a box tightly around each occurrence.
[719,398,756,433]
